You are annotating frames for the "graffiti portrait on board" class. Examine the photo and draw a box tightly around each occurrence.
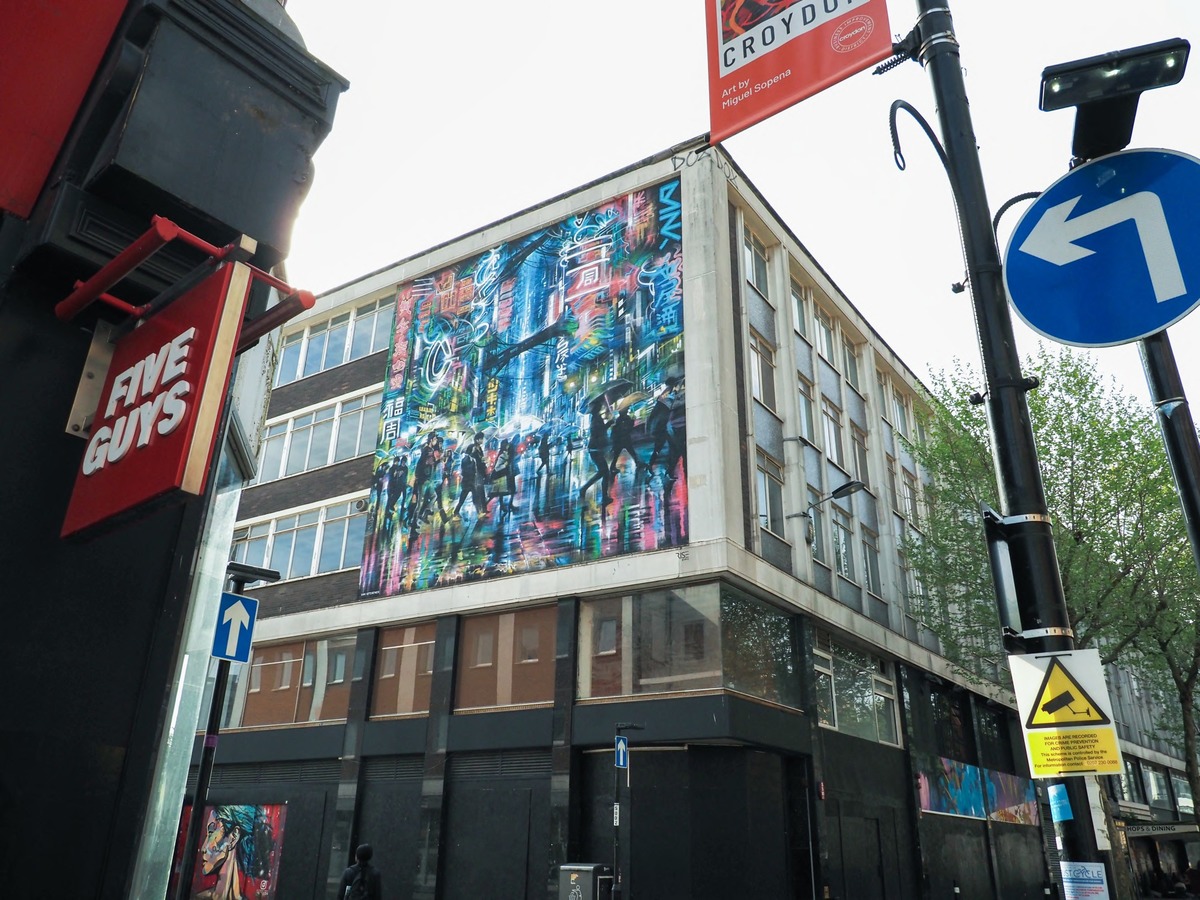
[170,803,288,900]
[361,178,686,597]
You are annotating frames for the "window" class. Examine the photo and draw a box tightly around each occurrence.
[814,307,836,361]
[843,339,861,391]
[302,312,350,379]
[756,451,785,536]
[256,389,384,483]
[808,486,827,564]
[235,500,368,582]
[851,426,869,488]
[348,297,395,360]
[797,377,816,443]
[721,588,801,708]
[232,636,355,727]
[370,622,437,716]
[269,510,320,579]
[285,407,334,476]
[329,651,348,684]
[892,390,910,436]
[744,227,770,298]
[276,331,303,386]
[790,277,810,337]
[902,469,920,523]
[334,391,384,462]
[456,607,557,709]
[473,630,494,667]
[231,522,270,569]
[885,455,899,512]
[814,633,899,745]
[520,627,540,663]
[596,617,618,655]
[832,506,854,581]
[822,398,845,468]
[276,298,396,386]
[578,587,722,699]
[1171,774,1194,816]
[318,502,367,573]
[862,529,882,595]
[749,331,777,411]
[877,370,889,418]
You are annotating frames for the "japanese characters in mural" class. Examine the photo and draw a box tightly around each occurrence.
[171,803,288,899]
[361,178,686,597]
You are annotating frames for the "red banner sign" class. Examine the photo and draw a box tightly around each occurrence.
[62,262,252,537]
[707,0,893,143]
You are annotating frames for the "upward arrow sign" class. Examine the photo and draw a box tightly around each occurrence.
[223,599,251,658]
[1018,191,1186,303]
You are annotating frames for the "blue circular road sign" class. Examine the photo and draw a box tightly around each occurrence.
[1004,148,1200,347]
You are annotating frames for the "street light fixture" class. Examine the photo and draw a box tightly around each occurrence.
[786,478,866,543]
[1039,38,1190,160]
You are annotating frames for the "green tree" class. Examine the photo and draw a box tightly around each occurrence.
[906,345,1200,816]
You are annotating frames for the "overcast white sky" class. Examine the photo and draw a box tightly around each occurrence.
[281,0,1200,407]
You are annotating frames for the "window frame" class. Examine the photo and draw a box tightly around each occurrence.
[743,226,770,300]
[814,307,837,362]
[749,330,778,412]
[755,451,786,538]
[790,277,810,338]
[796,375,816,444]
[832,506,855,582]
[822,397,845,468]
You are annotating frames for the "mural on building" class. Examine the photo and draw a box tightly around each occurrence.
[360,179,686,597]
[170,803,288,899]
[917,757,1038,825]
[985,770,1039,825]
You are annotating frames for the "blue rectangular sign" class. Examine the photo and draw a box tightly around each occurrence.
[212,591,259,663]
[615,735,629,769]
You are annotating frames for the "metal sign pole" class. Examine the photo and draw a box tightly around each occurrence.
[909,0,1103,873]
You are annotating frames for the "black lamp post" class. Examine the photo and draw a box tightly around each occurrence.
[895,0,1106,882]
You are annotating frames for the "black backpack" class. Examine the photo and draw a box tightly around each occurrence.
[346,864,371,900]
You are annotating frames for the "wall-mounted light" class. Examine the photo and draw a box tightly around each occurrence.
[1040,37,1189,160]
[786,478,866,543]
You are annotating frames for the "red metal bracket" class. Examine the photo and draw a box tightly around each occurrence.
[54,215,315,350]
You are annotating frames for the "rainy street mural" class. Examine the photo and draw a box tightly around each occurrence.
[360,178,687,597]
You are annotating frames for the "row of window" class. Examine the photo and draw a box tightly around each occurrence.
[744,222,922,468]
[222,584,901,750]
[255,389,383,484]
[231,499,367,581]
[1114,755,1195,817]
[276,296,394,387]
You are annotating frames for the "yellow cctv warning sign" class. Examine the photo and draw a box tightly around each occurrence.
[1025,657,1112,729]
[1009,649,1124,778]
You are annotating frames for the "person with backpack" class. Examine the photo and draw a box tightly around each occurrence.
[337,843,382,900]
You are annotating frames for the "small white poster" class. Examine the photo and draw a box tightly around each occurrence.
[1061,861,1110,900]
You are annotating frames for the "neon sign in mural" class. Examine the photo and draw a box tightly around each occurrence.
[360,178,687,597]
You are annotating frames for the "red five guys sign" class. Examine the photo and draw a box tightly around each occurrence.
[707,0,892,143]
[62,262,252,537]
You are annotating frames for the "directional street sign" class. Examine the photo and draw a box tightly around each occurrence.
[614,735,629,769]
[1004,148,1200,347]
[1009,649,1123,778]
[212,591,259,663]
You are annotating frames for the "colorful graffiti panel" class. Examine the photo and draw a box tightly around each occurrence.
[361,179,687,598]
[986,770,1039,825]
[917,756,1039,826]
[918,756,986,819]
[170,803,288,899]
